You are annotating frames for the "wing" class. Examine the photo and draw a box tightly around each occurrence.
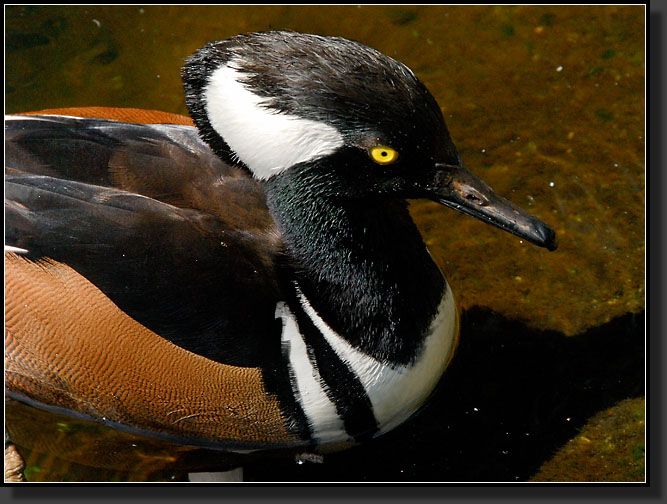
[5,115,284,367]
[5,252,298,450]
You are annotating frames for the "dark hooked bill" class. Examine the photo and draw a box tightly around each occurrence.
[424,163,558,251]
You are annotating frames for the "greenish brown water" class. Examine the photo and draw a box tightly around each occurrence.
[5,5,645,482]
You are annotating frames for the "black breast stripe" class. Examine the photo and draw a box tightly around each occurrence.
[261,317,314,443]
[288,290,379,443]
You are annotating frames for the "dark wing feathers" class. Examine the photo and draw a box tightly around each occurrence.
[5,115,283,367]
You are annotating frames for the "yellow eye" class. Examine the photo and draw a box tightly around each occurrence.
[369,146,399,165]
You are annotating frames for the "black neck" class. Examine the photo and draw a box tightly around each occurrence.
[265,162,446,366]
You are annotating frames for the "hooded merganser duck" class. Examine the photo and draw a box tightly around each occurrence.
[5,31,557,456]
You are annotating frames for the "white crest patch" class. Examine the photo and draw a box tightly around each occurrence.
[276,301,349,443]
[204,61,344,180]
[295,282,457,436]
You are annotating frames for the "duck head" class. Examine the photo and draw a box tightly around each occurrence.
[182,31,556,251]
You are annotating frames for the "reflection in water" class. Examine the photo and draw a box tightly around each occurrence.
[6,400,246,482]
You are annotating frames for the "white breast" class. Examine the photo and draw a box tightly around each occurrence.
[296,282,458,436]
[279,281,457,443]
